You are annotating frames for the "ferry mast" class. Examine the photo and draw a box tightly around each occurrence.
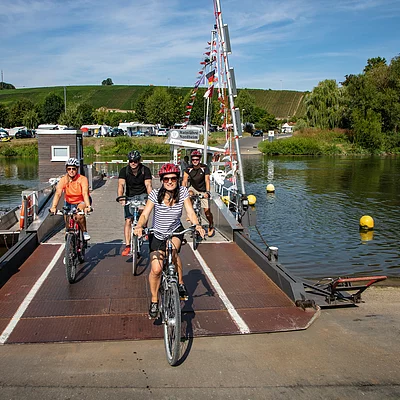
[213,0,246,196]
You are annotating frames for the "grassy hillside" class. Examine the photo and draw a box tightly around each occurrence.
[0,85,306,119]
[248,89,306,118]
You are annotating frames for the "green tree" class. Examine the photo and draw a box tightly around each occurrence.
[23,109,39,129]
[256,113,278,132]
[134,88,154,123]
[8,99,34,127]
[93,107,109,125]
[252,106,268,123]
[42,93,64,124]
[305,80,344,129]
[343,55,400,143]
[235,89,256,122]
[102,78,114,86]
[145,87,174,126]
[352,108,382,149]
[364,57,387,73]
[0,104,9,127]
[75,103,95,126]
[58,104,78,127]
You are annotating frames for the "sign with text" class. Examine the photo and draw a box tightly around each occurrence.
[168,129,200,141]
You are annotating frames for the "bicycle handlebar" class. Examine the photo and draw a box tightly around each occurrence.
[116,195,147,206]
[143,225,197,238]
[190,193,207,199]
[49,207,91,216]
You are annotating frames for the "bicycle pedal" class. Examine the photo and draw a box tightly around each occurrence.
[180,295,189,301]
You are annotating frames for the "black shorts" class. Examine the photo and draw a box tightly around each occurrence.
[149,224,184,253]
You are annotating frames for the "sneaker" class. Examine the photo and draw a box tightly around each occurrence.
[179,283,188,300]
[207,226,215,237]
[149,302,159,319]
[122,245,131,256]
[83,231,91,241]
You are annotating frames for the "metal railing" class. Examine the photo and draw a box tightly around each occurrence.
[92,160,166,179]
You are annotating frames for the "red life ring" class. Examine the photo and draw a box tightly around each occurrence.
[19,196,32,229]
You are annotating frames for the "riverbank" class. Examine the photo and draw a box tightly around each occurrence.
[0,285,398,399]
[0,132,229,158]
[2,130,400,158]
[258,128,400,155]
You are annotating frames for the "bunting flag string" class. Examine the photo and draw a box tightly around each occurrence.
[181,44,217,126]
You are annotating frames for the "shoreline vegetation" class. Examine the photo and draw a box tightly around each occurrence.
[1,129,400,158]
[260,128,400,156]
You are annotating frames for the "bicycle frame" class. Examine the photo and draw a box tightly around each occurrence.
[63,207,87,283]
[117,195,146,275]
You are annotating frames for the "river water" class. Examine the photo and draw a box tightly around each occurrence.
[1,155,399,279]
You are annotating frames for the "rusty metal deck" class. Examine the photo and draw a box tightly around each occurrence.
[0,239,318,344]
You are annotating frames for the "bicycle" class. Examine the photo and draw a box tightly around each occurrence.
[116,195,147,275]
[143,225,197,366]
[51,207,90,283]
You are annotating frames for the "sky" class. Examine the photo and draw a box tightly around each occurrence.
[1,0,399,92]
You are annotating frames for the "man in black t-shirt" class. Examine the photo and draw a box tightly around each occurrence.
[182,150,215,237]
[118,150,152,256]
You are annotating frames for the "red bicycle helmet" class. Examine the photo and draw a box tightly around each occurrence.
[191,150,202,158]
[159,163,180,179]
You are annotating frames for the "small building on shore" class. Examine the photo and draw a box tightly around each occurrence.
[281,123,293,134]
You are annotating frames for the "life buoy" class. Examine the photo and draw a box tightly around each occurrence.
[19,203,25,229]
[19,196,32,229]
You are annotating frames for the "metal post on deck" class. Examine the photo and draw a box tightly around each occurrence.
[22,196,28,230]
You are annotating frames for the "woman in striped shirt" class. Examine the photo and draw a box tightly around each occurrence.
[134,163,205,318]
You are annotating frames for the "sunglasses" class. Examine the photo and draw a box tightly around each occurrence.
[162,176,178,183]
[67,167,77,171]
[129,159,140,163]
[192,158,200,161]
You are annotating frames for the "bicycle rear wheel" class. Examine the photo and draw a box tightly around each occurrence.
[65,234,77,283]
[162,283,181,366]
[131,235,139,275]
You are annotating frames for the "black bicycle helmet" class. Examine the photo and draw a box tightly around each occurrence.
[128,150,141,162]
[65,158,80,167]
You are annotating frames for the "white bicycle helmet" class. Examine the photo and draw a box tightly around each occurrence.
[65,158,80,167]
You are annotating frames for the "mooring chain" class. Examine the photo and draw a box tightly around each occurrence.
[254,225,269,249]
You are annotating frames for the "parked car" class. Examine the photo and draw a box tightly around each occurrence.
[109,128,125,137]
[0,129,11,142]
[252,130,263,137]
[15,129,34,139]
[156,128,169,137]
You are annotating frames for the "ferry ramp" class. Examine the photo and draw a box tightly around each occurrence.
[0,177,318,344]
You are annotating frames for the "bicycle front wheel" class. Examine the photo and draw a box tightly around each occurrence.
[162,283,182,366]
[77,231,86,264]
[131,235,139,275]
[192,229,199,251]
[65,234,77,283]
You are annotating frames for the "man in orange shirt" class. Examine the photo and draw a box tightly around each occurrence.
[50,158,92,240]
